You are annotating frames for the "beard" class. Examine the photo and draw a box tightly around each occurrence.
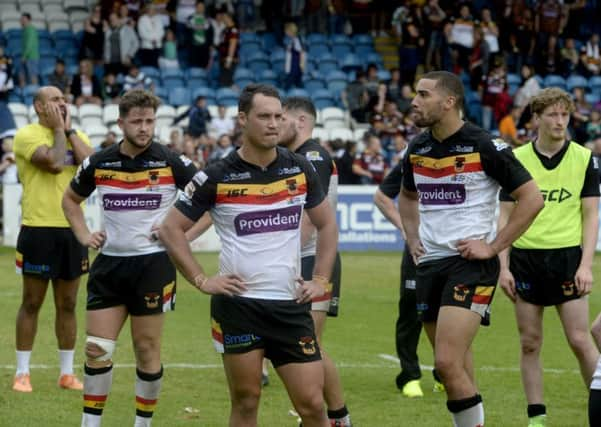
[123,130,153,149]
[278,126,297,148]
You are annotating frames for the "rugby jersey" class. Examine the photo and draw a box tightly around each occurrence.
[295,139,338,258]
[70,141,197,256]
[175,146,326,300]
[402,122,531,263]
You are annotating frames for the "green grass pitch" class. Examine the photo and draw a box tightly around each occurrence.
[0,248,598,426]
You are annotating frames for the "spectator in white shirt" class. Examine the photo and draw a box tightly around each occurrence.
[137,4,165,67]
[209,105,235,138]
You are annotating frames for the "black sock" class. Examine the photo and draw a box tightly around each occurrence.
[589,389,601,426]
[527,404,546,418]
[328,405,349,419]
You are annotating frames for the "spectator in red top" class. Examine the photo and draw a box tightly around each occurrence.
[481,60,511,131]
[534,0,566,53]
[216,9,239,88]
[352,134,389,185]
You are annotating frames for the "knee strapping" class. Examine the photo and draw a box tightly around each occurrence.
[85,336,116,362]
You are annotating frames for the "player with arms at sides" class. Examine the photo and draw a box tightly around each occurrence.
[398,71,544,427]
[62,89,197,427]
[159,84,339,427]
[498,87,600,427]
[279,96,351,426]
[13,85,94,392]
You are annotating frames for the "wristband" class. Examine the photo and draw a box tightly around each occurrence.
[312,275,329,286]
[65,129,77,138]
[193,274,209,290]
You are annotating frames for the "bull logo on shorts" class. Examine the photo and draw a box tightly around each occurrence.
[299,336,316,355]
[286,179,298,195]
[453,285,470,302]
[454,156,466,173]
[561,281,575,296]
[144,293,160,309]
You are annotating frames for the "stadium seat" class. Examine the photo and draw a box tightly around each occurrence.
[311,89,336,109]
[162,78,185,90]
[566,75,589,92]
[246,52,270,75]
[192,86,216,104]
[506,73,521,86]
[84,124,109,147]
[353,127,369,143]
[156,105,177,128]
[0,10,20,21]
[354,45,376,57]
[258,69,278,86]
[8,102,28,117]
[543,74,566,90]
[331,44,352,60]
[304,79,326,92]
[240,32,260,43]
[365,52,384,68]
[233,67,254,80]
[329,127,353,141]
[269,49,286,63]
[318,59,339,75]
[216,87,239,107]
[321,107,347,129]
[22,85,40,106]
[168,87,191,107]
[340,54,362,73]
[1,20,21,31]
[329,34,352,46]
[585,93,600,105]
[312,127,329,141]
[140,66,160,80]
[63,0,88,13]
[308,43,330,58]
[48,21,71,32]
[377,69,392,82]
[262,32,277,52]
[589,76,601,94]
[186,67,209,80]
[79,104,103,123]
[287,88,310,98]
[102,104,120,127]
[352,34,374,47]
[306,33,327,45]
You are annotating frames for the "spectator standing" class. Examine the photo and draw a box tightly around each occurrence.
[0,49,15,139]
[534,0,566,54]
[104,12,140,77]
[423,0,447,72]
[327,0,347,34]
[19,13,39,87]
[450,4,475,73]
[468,26,490,91]
[571,86,593,143]
[334,140,360,185]
[137,4,165,67]
[586,109,601,145]
[481,61,510,131]
[560,38,581,77]
[480,7,499,60]
[514,64,541,110]
[216,9,239,88]
[12,86,94,393]
[70,59,103,106]
[283,22,306,90]
[187,2,213,69]
[80,5,105,65]
[48,60,71,95]
[159,29,180,69]
[398,16,424,86]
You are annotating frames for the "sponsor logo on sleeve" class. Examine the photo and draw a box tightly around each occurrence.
[492,138,509,151]
[416,183,466,205]
[305,151,324,161]
[234,205,302,236]
[193,171,209,186]
[179,155,192,167]
[102,193,162,211]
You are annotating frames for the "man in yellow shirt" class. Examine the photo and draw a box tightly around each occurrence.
[12,86,94,392]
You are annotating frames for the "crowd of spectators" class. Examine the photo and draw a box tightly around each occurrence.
[1,0,601,186]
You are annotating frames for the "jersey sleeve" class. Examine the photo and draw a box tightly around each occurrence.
[480,139,532,194]
[174,169,217,221]
[13,127,46,161]
[580,154,600,198]
[70,155,97,197]
[379,161,403,198]
[303,149,333,196]
[401,149,416,192]
[75,130,92,148]
[301,157,326,209]
[168,150,198,190]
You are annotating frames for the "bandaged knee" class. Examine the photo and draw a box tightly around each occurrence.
[85,336,116,362]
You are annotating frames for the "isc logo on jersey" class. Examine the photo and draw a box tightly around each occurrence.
[305,151,323,161]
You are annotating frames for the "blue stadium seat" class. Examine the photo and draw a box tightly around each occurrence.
[168,86,191,106]
[154,86,168,102]
[262,32,277,52]
[187,67,209,80]
[4,29,22,42]
[326,70,347,82]
[506,73,521,86]
[306,33,327,45]
[162,77,186,90]
[240,32,260,43]
[187,77,209,88]
[589,76,601,94]
[566,74,588,92]
[585,93,600,105]
[365,52,384,68]
[161,68,184,79]
[234,77,255,89]
[233,67,254,80]
[52,29,75,44]
[270,49,286,62]
[308,43,330,58]
[192,86,216,103]
[239,44,261,58]
[216,87,239,106]
[327,80,347,94]
[340,54,362,73]
[377,69,391,81]
[287,88,310,98]
[39,57,57,75]
[259,69,278,86]
[354,45,375,57]
[304,78,326,92]
[329,34,351,46]
[543,74,566,90]
[240,40,262,52]
[352,34,374,47]
[140,66,160,80]
[332,44,353,61]
[318,59,339,75]
[246,52,270,74]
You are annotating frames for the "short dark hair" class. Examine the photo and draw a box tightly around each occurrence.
[119,89,160,118]
[22,13,31,20]
[282,97,316,120]
[238,83,280,114]
[421,71,465,110]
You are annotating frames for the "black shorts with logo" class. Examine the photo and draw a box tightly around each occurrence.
[302,251,342,316]
[511,246,582,306]
[86,252,176,316]
[416,255,499,325]
[210,294,321,368]
[16,226,89,281]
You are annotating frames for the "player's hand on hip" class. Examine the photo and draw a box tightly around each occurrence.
[296,279,325,304]
[574,265,593,296]
[457,239,495,260]
[197,274,246,296]
[407,238,425,265]
[86,231,106,250]
[499,267,517,302]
